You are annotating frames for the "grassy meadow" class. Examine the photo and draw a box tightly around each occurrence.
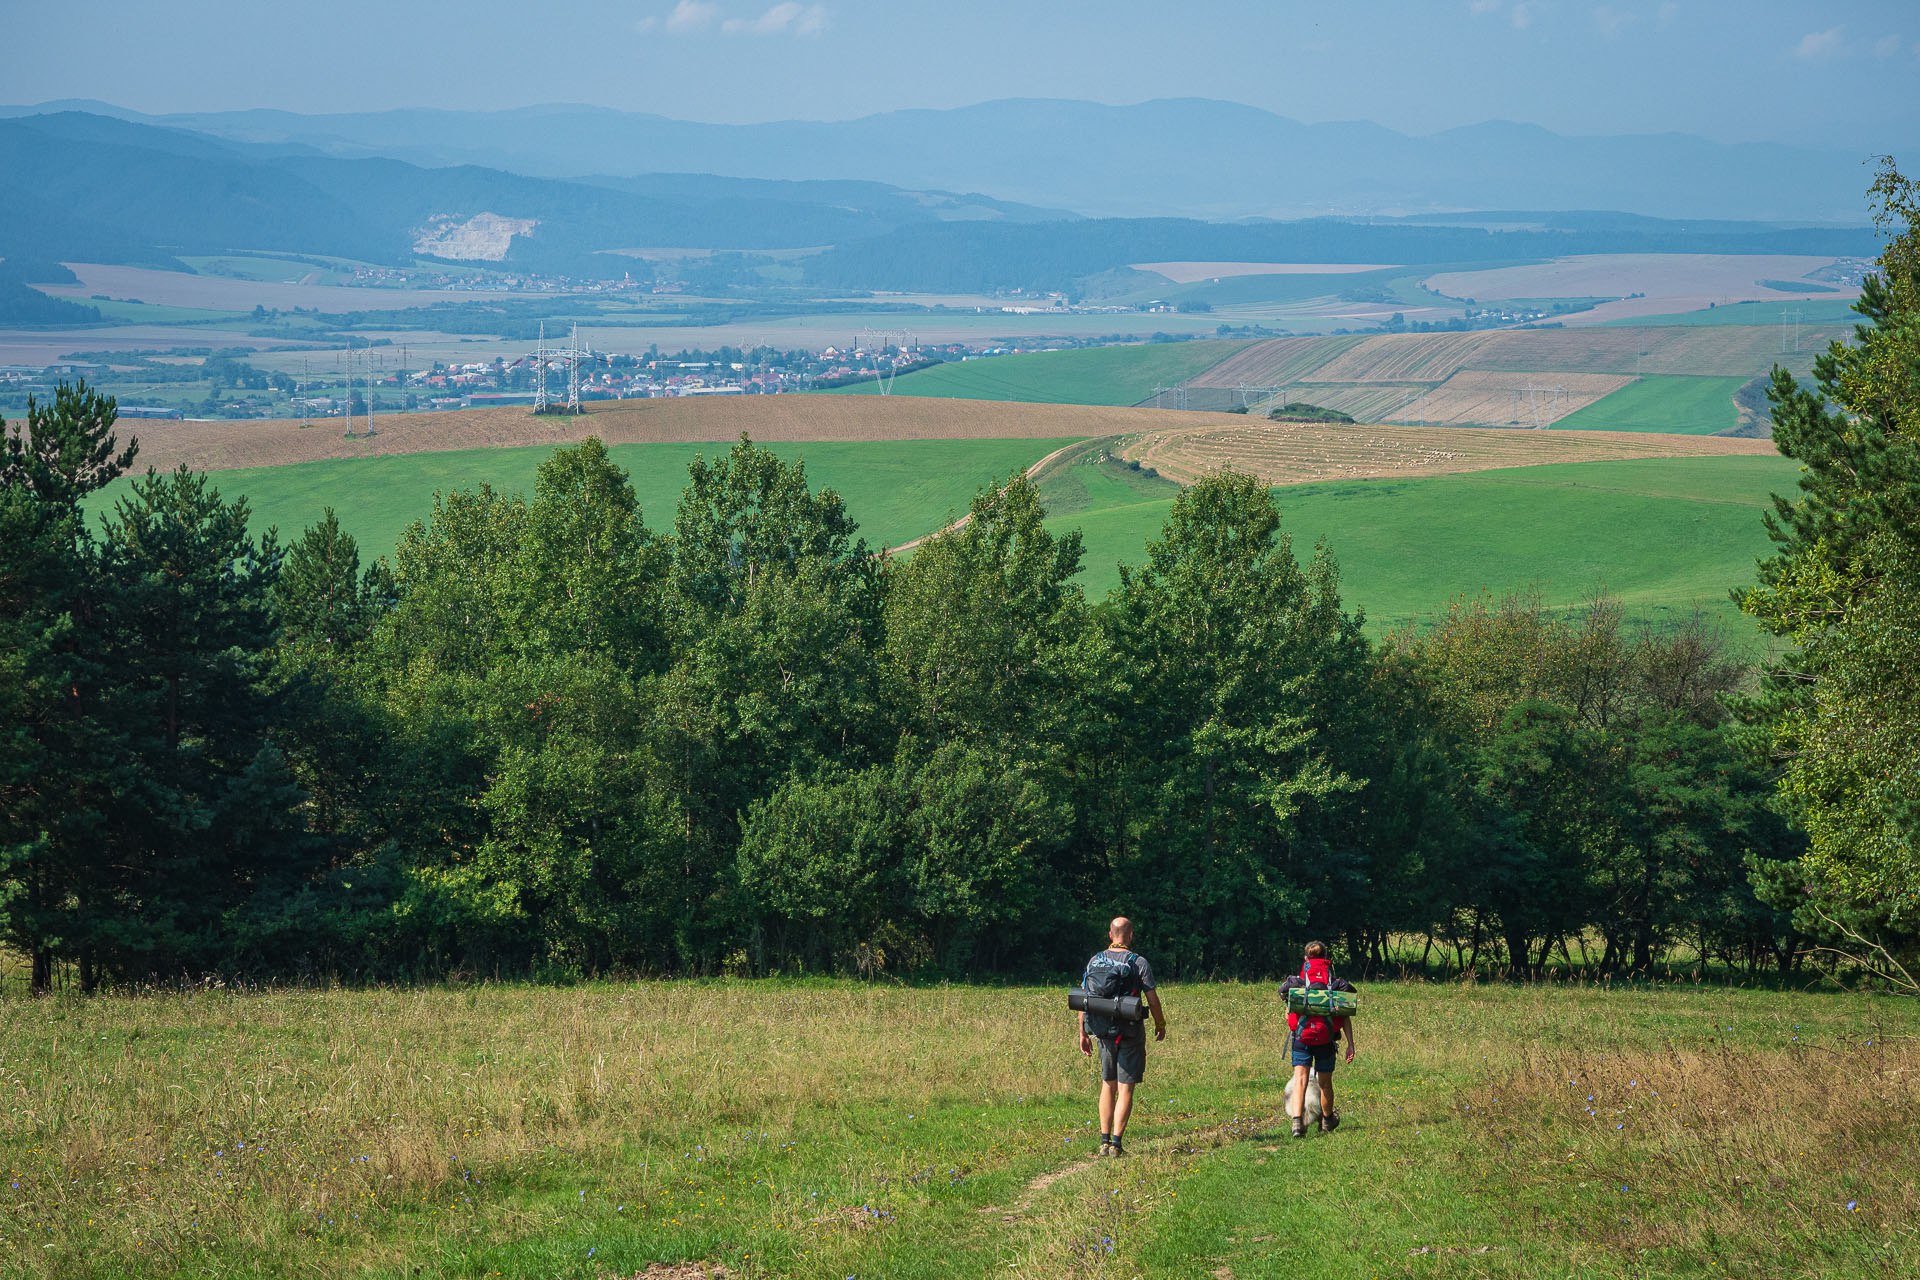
[824,341,1251,406]
[1049,454,1800,637]
[1553,376,1746,435]
[93,437,1082,561]
[0,977,1910,1279]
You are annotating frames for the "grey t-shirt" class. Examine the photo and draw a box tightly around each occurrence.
[1083,948,1156,1045]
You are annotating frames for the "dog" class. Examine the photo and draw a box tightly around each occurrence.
[1283,1068,1324,1129]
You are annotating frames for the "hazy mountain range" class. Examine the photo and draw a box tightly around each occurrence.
[3,97,1886,223]
[0,104,1884,300]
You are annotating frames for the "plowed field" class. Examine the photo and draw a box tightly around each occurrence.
[120,396,1258,474]
[1117,420,1775,487]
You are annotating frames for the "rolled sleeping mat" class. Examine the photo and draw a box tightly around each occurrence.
[1285,987,1359,1017]
[1068,989,1150,1021]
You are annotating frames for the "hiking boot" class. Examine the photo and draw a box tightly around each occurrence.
[1291,1117,1308,1139]
[1320,1111,1341,1133]
[1095,1136,1112,1157]
[1109,1137,1127,1158]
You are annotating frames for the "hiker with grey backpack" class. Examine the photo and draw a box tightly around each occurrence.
[1071,917,1166,1158]
[1279,940,1359,1138]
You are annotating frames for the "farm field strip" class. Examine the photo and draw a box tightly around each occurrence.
[825,339,1251,406]
[1180,334,1365,388]
[1397,370,1634,427]
[1116,419,1774,487]
[1130,260,1404,282]
[116,395,1253,474]
[1423,252,1853,304]
[1553,374,1750,435]
[1180,324,1852,393]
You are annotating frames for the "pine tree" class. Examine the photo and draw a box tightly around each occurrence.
[1739,158,1920,934]
[0,382,138,992]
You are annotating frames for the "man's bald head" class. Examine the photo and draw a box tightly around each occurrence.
[1109,917,1133,944]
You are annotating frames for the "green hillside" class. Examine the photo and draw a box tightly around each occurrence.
[1051,454,1800,640]
[823,339,1250,405]
[94,437,1080,562]
[1554,374,1746,434]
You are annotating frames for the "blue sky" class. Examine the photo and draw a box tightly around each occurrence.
[11,0,1918,151]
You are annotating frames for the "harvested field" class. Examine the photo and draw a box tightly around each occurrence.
[118,395,1258,474]
[1398,370,1635,427]
[1182,335,1364,387]
[1260,384,1431,423]
[1302,331,1497,383]
[1192,324,1854,390]
[1117,420,1775,487]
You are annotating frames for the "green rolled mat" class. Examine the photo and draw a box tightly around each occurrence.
[1286,987,1359,1017]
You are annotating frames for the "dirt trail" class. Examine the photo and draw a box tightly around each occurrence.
[885,438,1092,554]
[984,1111,1283,1223]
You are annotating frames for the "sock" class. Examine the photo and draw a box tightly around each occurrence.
[1100,1132,1111,1146]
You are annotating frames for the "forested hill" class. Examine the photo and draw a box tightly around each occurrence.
[801,216,1886,294]
[0,112,1064,276]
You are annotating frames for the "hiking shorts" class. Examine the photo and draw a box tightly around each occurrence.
[1098,1037,1146,1084]
[1291,1042,1336,1074]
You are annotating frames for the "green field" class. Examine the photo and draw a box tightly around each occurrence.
[1598,298,1862,327]
[1050,454,1800,638]
[1553,375,1747,434]
[0,976,1908,1280]
[824,340,1251,406]
[93,438,1081,560]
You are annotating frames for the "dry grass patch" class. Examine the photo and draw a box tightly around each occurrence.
[1461,1035,1920,1267]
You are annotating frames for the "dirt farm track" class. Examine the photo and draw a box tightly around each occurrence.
[118,395,1268,474]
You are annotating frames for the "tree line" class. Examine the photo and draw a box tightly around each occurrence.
[3,164,1914,995]
[0,407,1816,991]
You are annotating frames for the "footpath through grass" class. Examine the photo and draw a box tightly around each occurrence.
[1054,454,1800,640]
[1554,376,1746,435]
[91,437,1079,562]
[825,341,1251,406]
[0,979,1911,1279]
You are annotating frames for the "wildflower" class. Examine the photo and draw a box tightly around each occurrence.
[1848,1201,1858,1211]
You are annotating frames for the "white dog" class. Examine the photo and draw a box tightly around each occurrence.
[1284,1068,1324,1129]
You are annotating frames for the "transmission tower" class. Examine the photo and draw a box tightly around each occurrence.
[856,327,913,395]
[1780,308,1803,353]
[1514,383,1566,429]
[566,325,593,413]
[533,322,550,413]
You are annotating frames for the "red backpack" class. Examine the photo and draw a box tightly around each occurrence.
[1289,957,1338,1048]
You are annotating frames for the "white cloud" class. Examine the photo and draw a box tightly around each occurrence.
[1793,26,1844,60]
[1872,33,1901,59]
[1468,0,1501,15]
[665,1,720,33]
[722,3,829,36]
[1655,1,1677,25]
[633,16,658,33]
[1593,5,1634,40]
[1510,2,1534,30]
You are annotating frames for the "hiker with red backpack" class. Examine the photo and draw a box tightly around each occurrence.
[1075,917,1166,1158]
[1279,940,1358,1138]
